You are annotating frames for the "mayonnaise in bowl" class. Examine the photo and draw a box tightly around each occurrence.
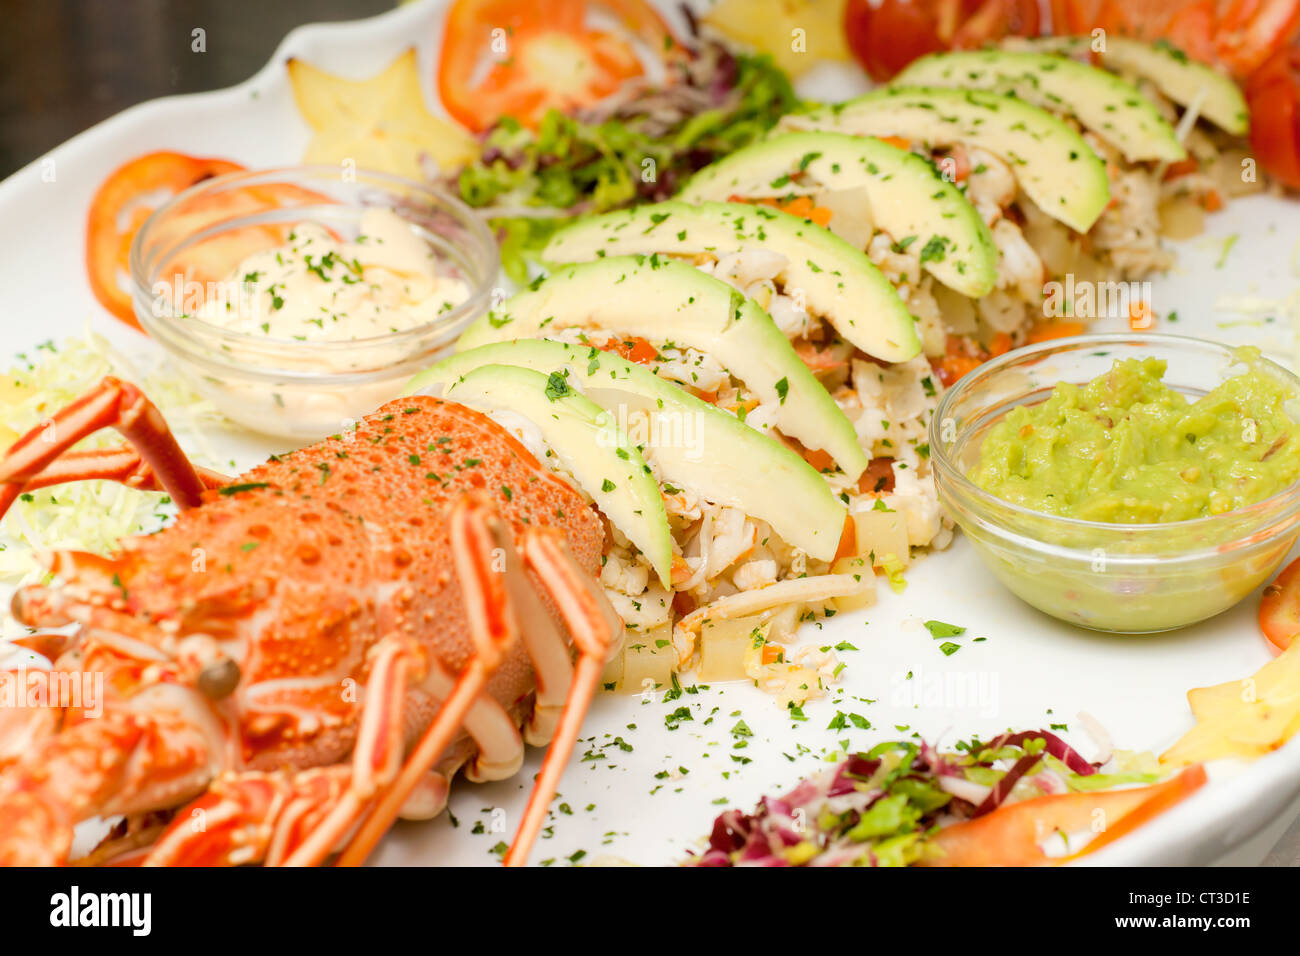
[133,169,497,443]
[194,209,470,350]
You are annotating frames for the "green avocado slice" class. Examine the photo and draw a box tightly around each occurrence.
[437,363,673,587]
[408,339,849,561]
[894,49,1186,163]
[784,87,1111,233]
[457,255,870,480]
[540,199,920,364]
[679,130,998,298]
[1012,36,1248,136]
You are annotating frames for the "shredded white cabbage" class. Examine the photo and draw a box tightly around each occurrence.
[0,332,228,586]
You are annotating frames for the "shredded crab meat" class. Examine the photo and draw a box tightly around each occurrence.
[600,548,650,596]
[695,249,817,339]
[964,146,1017,220]
[990,219,1047,304]
[866,232,923,290]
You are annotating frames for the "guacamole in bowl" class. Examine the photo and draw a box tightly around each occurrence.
[969,353,1300,524]
[931,335,1300,633]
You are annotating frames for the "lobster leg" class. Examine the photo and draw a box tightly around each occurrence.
[280,637,416,866]
[504,528,622,867]
[335,493,520,866]
[336,499,622,868]
[0,376,217,521]
[18,448,229,495]
[145,766,354,866]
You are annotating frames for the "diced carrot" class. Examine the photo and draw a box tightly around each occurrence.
[695,388,719,405]
[777,194,833,227]
[834,514,857,561]
[932,355,982,387]
[988,332,1012,357]
[878,135,912,151]
[627,336,659,364]
[1128,299,1154,331]
[761,643,785,665]
[731,192,833,226]
[1025,321,1085,344]
[857,456,896,495]
[801,445,836,473]
[1202,189,1224,212]
[597,335,659,365]
[781,195,814,217]
[725,398,760,416]
[1162,157,1200,181]
[931,351,982,387]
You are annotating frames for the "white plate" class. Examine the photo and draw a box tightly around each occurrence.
[2,0,1298,867]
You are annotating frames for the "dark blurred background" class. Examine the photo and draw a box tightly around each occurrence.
[0,0,395,178]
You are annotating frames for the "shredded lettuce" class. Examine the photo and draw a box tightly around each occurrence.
[448,43,798,282]
[692,728,1169,866]
[0,333,227,586]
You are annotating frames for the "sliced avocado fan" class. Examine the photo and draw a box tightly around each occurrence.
[784,87,1111,233]
[1011,35,1248,136]
[439,363,674,587]
[457,255,871,481]
[410,339,849,561]
[894,49,1186,163]
[540,199,921,364]
[679,130,998,299]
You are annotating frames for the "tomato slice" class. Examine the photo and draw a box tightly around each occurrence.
[922,765,1207,866]
[437,0,681,132]
[1218,0,1300,77]
[844,0,1040,80]
[86,151,245,330]
[1247,46,1300,189]
[1260,554,1300,653]
[844,0,947,80]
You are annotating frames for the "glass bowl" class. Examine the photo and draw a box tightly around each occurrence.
[930,333,1300,633]
[130,165,498,441]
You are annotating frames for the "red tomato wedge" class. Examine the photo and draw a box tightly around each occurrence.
[437,0,682,132]
[1247,45,1300,188]
[86,151,245,330]
[87,153,343,331]
[922,765,1207,866]
[1218,0,1300,77]
[843,0,1040,80]
[1260,554,1300,653]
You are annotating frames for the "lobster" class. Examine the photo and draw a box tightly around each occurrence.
[0,376,623,866]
